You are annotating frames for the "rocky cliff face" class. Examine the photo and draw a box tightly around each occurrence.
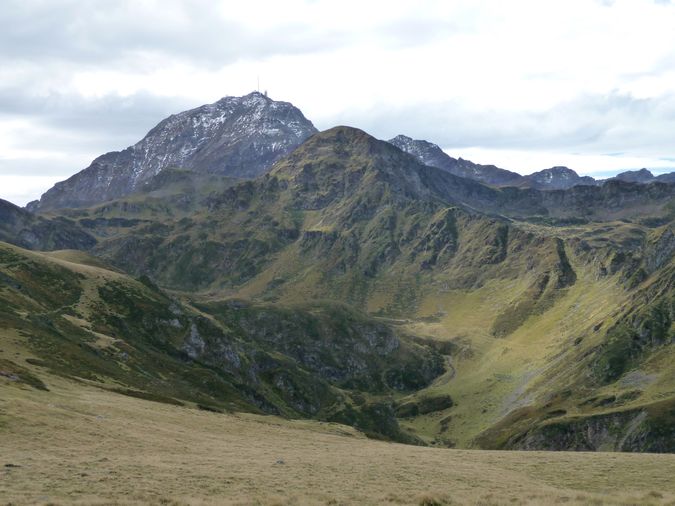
[506,401,675,453]
[30,92,317,211]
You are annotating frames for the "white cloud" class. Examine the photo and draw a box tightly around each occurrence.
[446,147,675,177]
[1,0,675,205]
[1,175,66,206]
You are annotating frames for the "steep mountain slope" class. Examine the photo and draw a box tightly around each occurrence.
[62,127,674,295]
[0,240,446,442]
[12,119,675,453]
[419,222,675,451]
[29,92,317,211]
[0,198,95,250]
[34,126,673,452]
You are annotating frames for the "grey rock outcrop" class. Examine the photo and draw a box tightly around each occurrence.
[31,92,317,211]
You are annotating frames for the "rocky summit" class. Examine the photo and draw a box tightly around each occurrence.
[29,92,317,211]
[612,168,675,184]
[522,165,598,190]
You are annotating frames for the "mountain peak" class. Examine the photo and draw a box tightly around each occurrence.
[312,125,374,143]
[272,126,391,174]
[216,90,272,108]
[33,93,318,211]
[281,125,382,157]
[530,166,578,180]
[390,134,413,143]
[388,134,523,187]
[549,166,575,173]
[523,166,598,190]
[269,125,442,204]
[614,168,655,183]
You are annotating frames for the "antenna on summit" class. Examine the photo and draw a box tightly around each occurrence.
[257,76,260,92]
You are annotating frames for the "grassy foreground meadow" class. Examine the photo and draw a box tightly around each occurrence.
[2,376,675,506]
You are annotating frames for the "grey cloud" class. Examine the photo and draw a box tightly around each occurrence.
[0,88,197,152]
[0,0,351,69]
[0,158,86,178]
[598,0,670,5]
[334,92,675,159]
[0,90,201,187]
[0,0,468,71]
[5,86,675,181]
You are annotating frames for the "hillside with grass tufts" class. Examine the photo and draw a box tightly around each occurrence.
[4,124,671,453]
[0,241,449,443]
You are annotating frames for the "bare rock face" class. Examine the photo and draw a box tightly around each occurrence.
[31,92,317,211]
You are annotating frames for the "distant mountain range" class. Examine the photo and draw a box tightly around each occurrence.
[26,93,675,212]
[389,134,675,190]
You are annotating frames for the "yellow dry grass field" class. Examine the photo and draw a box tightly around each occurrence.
[2,377,675,505]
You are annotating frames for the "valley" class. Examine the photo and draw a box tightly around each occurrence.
[1,91,674,504]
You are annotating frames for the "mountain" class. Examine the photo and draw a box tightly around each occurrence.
[610,168,675,185]
[42,125,670,452]
[0,198,95,250]
[387,135,675,191]
[6,93,675,456]
[657,172,675,183]
[51,126,674,294]
[388,135,599,190]
[614,168,656,184]
[0,240,445,443]
[523,166,598,190]
[29,92,317,211]
[388,134,523,186]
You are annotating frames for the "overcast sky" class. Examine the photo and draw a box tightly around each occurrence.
[2,0,675,205]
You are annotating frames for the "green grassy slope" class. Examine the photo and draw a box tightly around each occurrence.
[20,126,675,451]
[0,241,448,443]
[4,376,675,505]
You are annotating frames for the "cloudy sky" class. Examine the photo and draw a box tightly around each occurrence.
[2,0,675,205]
